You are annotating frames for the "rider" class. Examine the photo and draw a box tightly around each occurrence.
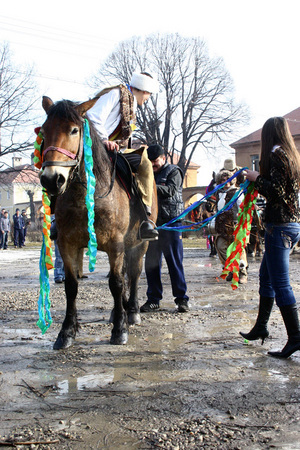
[86,72,159,241]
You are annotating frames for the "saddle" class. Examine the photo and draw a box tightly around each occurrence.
[109,151,139,201]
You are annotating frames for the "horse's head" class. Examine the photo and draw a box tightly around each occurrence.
[40,96,98,196]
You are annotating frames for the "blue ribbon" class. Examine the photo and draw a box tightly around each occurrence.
[157,167,250,232]
[36,235,53,334]
[83,119,98,271]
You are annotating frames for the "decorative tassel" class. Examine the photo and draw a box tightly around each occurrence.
[83,119,98,272]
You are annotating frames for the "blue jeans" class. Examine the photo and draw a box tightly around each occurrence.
[14,228,24,247]
[54,240,65,281]
[145,223,188,304]
[259,223,300,307]
[1,231,8,249]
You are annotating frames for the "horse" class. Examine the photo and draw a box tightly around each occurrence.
[39,96,157,349]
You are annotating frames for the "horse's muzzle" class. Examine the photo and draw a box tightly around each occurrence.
[40,171,67,196]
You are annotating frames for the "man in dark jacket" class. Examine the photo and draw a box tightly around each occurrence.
[13,208,25,248]
[140,144,189,313]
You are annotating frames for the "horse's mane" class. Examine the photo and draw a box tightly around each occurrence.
[47,100,111,181]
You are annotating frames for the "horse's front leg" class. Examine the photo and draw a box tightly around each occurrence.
[53,255,79,350]
[108,250,128,345]
[125,243,147,325]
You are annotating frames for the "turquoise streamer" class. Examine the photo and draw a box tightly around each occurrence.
[83,119,97,271]
[157,168,249,232]
[36,235,53,334]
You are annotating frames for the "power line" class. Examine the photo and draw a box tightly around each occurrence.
[0,14,120,64]
[0,14,118,48]
[4,37,103,62]
[0,24,113,52]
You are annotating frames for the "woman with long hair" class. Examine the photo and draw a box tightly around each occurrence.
[240,116,300,358]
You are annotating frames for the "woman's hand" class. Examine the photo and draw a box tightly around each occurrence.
[244,169,259,182]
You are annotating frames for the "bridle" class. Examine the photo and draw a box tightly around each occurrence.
[41,124,83,171]
[40,118,117,198]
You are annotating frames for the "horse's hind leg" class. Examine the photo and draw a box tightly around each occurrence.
[53,252,79,350]
[108,250,128,345]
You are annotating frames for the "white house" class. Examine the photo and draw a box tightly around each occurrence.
[0,157,42,220]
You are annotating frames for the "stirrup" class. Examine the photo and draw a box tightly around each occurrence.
[139,220,159,241]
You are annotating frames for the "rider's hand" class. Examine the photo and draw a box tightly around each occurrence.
[103,140,119,152]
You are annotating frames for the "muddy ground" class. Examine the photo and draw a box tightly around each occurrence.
[0,239,300,449]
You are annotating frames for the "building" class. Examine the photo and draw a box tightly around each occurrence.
[0,157,42,220]
[230,107,300,170]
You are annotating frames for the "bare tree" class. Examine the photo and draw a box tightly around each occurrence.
[89,33,249,176]
[0,42,38,165]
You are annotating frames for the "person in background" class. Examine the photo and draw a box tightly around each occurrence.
[0,211,10,250]
[13,208,24,248]
[221,157,245,186]
[21,210,31,246]
[215,169,248,284]
[54,239,65,284]
[140,144,189,313]
[205,172,217,257]
[240,117,300,358]
[51,215,65,283]
[0,208,5,249]
[87,71,159,241]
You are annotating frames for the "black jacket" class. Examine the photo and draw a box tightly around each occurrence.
[154,162,184,226]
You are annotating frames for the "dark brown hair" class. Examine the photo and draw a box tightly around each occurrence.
[260,117,300,180]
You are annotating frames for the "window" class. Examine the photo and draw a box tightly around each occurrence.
[251,155,259,171]
[7,190,10,200]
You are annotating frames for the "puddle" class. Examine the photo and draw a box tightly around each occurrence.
[268,369,290,383]
[57,371,114,395]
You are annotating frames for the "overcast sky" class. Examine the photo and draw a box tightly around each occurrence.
[1,0,299,182]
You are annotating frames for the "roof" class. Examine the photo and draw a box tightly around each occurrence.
[0,164,40,185]
[170,153,200,169]
[231,106,300,148]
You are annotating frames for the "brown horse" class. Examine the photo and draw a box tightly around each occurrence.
[39,96,157,349]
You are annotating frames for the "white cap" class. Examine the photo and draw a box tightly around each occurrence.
[130,72,159,94]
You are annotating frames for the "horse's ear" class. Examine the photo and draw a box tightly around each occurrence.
[42,96,54,113]
[75,97,99,117]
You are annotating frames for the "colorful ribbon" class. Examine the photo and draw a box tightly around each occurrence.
[221,182,258,289]
[157,168,249,232]
[33,128,43,169]
[33,130,54,332]
[83,119,97,272]
[36,235,53,334]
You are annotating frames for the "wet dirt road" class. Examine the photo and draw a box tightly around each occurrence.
[0,242,300,449]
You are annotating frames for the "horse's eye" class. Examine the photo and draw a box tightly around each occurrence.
[71,127,79,135]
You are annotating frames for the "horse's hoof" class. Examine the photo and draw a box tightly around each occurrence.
[128,312,141,326]
[53,332,74,350]
[110,330,128,345]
